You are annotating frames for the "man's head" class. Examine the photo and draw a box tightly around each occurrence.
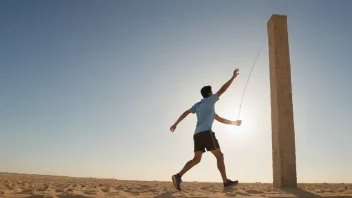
[201,86,213,98]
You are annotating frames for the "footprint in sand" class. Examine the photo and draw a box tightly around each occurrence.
[19,188,35,194]
[65,188,73,193]
[125,188,141,196]
[115,185,124,190]
[225,192,237,197]
[101,187,110,192]
[246,189,264,194]
[5,184,13,190]
[147,188,159,194]
[57,195,88,198]
[133,185,154,193]
[45,195,57,198]
[37,186,49,191]
[83,189,97,194]
[22,195,46,198]
[55,188,65,193]
[154,192,175,198]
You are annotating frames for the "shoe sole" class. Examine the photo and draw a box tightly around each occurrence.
[172,176,178,190]
[224,181,239,188]
[172,176,181,191]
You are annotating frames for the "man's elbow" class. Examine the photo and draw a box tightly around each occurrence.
[214,115,221,122]
[185,109,192,115]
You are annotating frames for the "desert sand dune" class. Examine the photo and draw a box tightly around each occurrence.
[1,173,351,198]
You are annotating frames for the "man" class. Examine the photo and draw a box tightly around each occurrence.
[170,68,242,191]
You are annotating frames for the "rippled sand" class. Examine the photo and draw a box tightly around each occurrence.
[0,173,351,197]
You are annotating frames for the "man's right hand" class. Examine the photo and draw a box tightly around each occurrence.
[233,68,239,78]
[170,124,177,132]
[217,68,240,97]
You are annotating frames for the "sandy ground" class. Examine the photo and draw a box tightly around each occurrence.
[0,173,351,198]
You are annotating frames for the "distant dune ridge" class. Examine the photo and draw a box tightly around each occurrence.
[0,173,351,197]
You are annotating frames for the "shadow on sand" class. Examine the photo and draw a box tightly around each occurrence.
[267,187,352,198]
[25,195,89,198]
[154,192,176,198]
[223,187,252,197]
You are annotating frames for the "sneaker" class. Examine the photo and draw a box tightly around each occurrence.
[224,179,238,188]
[172,173,182,191]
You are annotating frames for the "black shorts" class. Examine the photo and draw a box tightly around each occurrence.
[193,130,220,153]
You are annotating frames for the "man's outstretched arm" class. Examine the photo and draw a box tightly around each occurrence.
[216,68,239,97]
[170,109,192,132]
[214,114,241,126]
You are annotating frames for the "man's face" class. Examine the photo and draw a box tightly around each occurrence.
[209,90,213,97]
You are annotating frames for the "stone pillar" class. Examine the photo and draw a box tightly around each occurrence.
[267,14,297,188]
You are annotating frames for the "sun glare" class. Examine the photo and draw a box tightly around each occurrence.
[220,104,256,136]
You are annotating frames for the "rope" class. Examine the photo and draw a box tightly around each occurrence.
[237,26,273,120]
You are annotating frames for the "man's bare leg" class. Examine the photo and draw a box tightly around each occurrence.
[179,151,202,177]
[172,152,202,191]
[211,148,238,187]
[211,149,227,183]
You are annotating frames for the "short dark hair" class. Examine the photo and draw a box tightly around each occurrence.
[201,86,212,98]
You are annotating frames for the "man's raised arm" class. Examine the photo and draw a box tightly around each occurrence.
[216,68,239,97]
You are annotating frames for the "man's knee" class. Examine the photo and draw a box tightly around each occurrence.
[216,152,224,161]
[193,156,201,164]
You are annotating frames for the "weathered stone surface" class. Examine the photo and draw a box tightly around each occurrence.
[267,14,297,188]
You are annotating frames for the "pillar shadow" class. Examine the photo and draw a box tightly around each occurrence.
[280,187,321,197]
[267,187,352,198]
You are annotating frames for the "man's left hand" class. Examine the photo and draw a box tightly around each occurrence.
[232,120,242,126]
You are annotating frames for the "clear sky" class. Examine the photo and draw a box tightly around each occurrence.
[1,0,351,183]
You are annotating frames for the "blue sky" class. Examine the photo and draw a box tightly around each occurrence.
[1,0,351,183]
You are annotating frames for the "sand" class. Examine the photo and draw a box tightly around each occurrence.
[0,173,351,198]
